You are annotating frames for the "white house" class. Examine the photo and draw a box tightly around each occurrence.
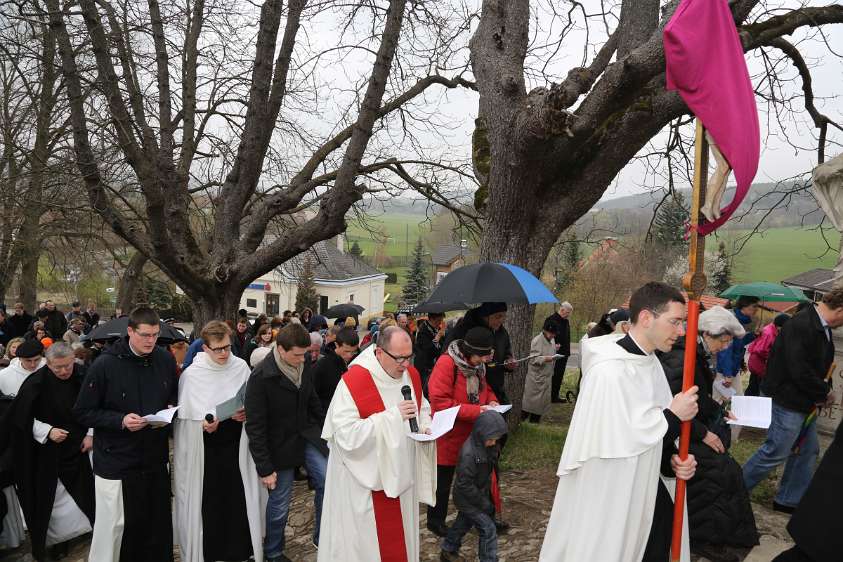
[240,237,387,318]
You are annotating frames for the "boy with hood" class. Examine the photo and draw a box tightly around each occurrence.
[440,410,508,562]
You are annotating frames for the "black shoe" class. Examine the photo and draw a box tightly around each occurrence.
[294,467,308,481]
[772,501,796,514]
[494,519,511,534]
[266,556,293,562]
[48,542,70,560]
[427,520,448,537]
[551,397,564,403]
[692,543,740,562]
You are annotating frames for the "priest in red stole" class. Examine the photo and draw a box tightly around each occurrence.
[318,326,437,562]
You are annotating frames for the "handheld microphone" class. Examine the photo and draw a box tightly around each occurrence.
[205,413,215,424]
[400,385,418,433]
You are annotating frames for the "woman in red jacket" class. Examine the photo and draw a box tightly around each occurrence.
[426,326,499,537]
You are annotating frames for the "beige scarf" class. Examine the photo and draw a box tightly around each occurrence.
[273,345,303,388]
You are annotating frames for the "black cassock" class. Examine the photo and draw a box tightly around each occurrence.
[201,418,252,561]
[0,364,95,560]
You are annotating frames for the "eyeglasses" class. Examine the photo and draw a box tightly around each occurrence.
[208,344,232,354]
[650,311,684,327]
[380,347,414,365]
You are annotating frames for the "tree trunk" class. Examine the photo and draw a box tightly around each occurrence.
[188,285,248,332]
[117,253,147,313]
[18,245,39,311]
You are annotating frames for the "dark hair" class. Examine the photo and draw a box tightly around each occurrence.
[773,314,790,328]
[822,288,843,310]
[128,306,160,329]
[335,327,360,347]
[276,323,310,351]
[735,295,760,310]
[629,282,686,323]
[428,313,445,321]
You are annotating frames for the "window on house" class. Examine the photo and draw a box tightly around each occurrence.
[349,293,355,302]
[246,298,257,308]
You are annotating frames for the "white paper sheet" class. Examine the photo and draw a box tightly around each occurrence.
[215,380,248,421]
[408,405,460,442]
[727,396,772,429]
[142,405,180,425]
[713,378,737,399]
[491,405,512,414]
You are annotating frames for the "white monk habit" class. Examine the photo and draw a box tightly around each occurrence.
[539,333,690,562]
[174,352,266,562]
[0,356,45,549]
[318,345,437,562]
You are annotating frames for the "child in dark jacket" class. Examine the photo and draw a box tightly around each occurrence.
[440,410,508,562]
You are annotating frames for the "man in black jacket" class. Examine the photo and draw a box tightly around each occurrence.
[42,300,67,340]
[7,303,33,339]
[544,302,572,403]
[743,289,843,513]
[245,323,327,562]
[413,312,445,394]
[73,306,178,561]
[313,327,359,414]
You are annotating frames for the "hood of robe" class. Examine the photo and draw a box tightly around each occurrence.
[177,351,251,421]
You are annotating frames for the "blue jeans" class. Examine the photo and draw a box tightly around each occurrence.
[742,400,819,507]
[264,443,327,558]
[442,510,498,562]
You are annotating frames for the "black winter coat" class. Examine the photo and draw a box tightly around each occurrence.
[73,338,178,479]
[544,312,571,355]
[413,319,442,381]
[7,312,33,339]
[43,309,67,340]
[452,411,507,516]
[762,305,834,413]
[244,352,326,477]
[658,337,758,549]
[312,347,347,415]
[787,417,843,560]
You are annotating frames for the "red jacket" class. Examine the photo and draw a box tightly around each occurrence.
[428,353,498,466]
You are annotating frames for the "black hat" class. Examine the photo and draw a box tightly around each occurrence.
[542,319,558,333]
[477,302,507,317]
[16,339,44,358]
[774,314,790,328]
[609,308,630,324]
[72,301,81,307]
[36,309,49,318]
[463,326,495,354]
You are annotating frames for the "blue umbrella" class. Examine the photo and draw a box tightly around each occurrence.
[425,262,558,305]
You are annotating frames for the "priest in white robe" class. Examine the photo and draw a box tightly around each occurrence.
[0,339,46,550]
[318,326,437,562]
[540,282,699,562]
[174,320,265,562]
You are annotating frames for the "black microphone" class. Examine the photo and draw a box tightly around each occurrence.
[205,413,215,424]
[400,385,418,433]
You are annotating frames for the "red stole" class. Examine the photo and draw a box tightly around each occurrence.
[342,364,423,562]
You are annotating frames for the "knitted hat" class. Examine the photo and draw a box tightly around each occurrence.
[463,327,495,355]
[16,339,44,358]
[477,302,507,317]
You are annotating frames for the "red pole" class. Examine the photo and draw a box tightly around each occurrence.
[670,298,700,561]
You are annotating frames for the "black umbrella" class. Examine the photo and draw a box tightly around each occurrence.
[412,301,469,314]
[324,303,365,319]
[86,317,186,343]
[425,262,558,305]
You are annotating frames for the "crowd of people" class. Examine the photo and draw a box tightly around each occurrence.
[0,285,836,562]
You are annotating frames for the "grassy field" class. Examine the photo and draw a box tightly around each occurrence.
[728,226,839,283]
[346,213,429,258]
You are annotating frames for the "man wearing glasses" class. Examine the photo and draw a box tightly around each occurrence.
[74,306,178,561]
[245,322,327,562]
[318,326,436,562]
[540,282,700,562]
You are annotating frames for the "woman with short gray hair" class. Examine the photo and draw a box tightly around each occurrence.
[657,306,758,560]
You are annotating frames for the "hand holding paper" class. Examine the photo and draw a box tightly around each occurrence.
[409,405,459,442]
[142,406,180,427]
[727,396,772,429]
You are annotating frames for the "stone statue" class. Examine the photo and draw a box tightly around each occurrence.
[812,152,843,288]
[701,131,732,223]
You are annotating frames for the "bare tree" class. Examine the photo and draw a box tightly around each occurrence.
[31,0,475,324]
[469,0,843,416]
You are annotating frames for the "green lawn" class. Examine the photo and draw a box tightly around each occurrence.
[346,213,429,258]
[728,226,839,283]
